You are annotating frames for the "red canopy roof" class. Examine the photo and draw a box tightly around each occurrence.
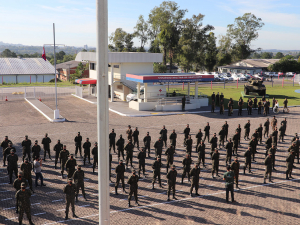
[75,78,97,84]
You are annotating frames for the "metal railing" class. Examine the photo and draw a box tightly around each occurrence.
[0,86,75,101]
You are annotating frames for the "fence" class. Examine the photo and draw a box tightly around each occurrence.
[0,86,75,101]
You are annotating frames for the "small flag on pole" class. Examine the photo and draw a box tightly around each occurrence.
[42,47,47,61]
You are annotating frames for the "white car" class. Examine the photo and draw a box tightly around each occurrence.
[286,72,295,77]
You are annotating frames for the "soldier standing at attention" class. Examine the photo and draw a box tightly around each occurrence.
[167,165,177,201]
[128,170,139,207]
[59,145,70,178]
[216,92,220,106]
[223,121,229,141]
[283,98,288,112]
[109,129,116,153]
[160,125,168,148]
[74,132,82,158]
[266,99,271,114]
[22,135,31,162]
[249,136,257,162]
[258,99,262,114]
[183,124,190,144]
[83,138,91,165]
[253,97,257,110]
[264,118,270,138]
[126,125,133,142]
[211,92,215,102]
[281,118,287,136]
[244,147,252,174]
[263,100,268,116]
[143,132,151,157]
[53,140,63,169]
[31,140,41,161]
[265,135,273,156]
[63,179,77,220]
[66,155,77,178]
[225,138,233,165]
[182,95,186,111]
[220,92,224,102]
[236,124,241,146]
[209,133,218,157]
[13,172,28,213]
[2,136,12,166]
[42,133,52,161]
[220,99,224,115]
[292,136,299,164]
[165,145,175,173]
[219,127,225,148]
[204,122,210,143]
[185,135,193,156]
[16,182,34,225]
[238,98,243,116]
[20,158,33,192]
[4,142,16,173]
[197,140,206,167]
[73,165,87,202]
[115,160,126,195]
[116,134,125,161]
[211,99,215,113]
[189,163,200,197]
[264,154,273,183]
[132,127,140,150]
[286,151,295,180]
[271,116,277,131]
[257,124,263,144]
[232,131,239,156]
[7,149,18,184]
[244,120,251,140]
[272,127,278,147]
[223,166,235,203]
[230,158,240,189]
[182,154,192,183]
[124,140,134,169]
[279,124,285,143]
[267,144,277,170]
[152,156,162,189]
[211,149,220,178]
[169,129,177,152]
[137,148,146,178]
[154,137,163,158]
[196,129,203,148]
[92,142,98,173]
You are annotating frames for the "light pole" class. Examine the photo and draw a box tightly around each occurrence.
[96,0,109,224]
[44,23,65,119]
[66,63,72,81]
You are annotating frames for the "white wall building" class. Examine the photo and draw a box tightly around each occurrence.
[0,58,56,84]
[75,52,163,100]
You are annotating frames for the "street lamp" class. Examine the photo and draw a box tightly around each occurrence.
[43,23,65,119]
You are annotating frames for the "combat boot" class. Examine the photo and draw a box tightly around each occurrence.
[128,201,131,207]
[64,214,68,220]
[123,187,127,193]
[76,196,78,202]
[136,201,140,206]
[92,167,95,174]
[181,177,184,184]
[73,213,78,218]
[173,195,177,200]
[243,167,246,175]
[152,183,155,190]
[167,194,170,201]
[115,187,118,195]
[29,220,34,225]
[263,178,266,184]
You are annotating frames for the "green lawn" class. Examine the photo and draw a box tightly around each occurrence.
[168,84,300,109]
[0,81,77,87]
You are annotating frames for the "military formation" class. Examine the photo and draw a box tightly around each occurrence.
[1,110,297,223]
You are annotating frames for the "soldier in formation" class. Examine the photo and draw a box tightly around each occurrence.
[42,133,51,161]
[128,170,139,207]
[16,182,34,225]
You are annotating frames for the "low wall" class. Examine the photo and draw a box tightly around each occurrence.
[129,97,208,111]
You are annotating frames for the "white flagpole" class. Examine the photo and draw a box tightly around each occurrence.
[96,0,109,224]
[53,23,58,110]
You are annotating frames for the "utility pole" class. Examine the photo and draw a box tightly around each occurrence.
[66,63,72,81]
[96,0,109,224]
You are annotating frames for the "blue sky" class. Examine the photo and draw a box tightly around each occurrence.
[0,0,299,50]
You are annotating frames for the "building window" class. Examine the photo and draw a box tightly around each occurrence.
[90,63,95,70]
[113,65,119,68]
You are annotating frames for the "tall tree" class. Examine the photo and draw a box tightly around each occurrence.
[261,52,273,59]
[205,32,218,72]
[109,28,127,52]
[227,13,264,61]
[134,15,148,52]
[216,35,232,66]
[273,52,284,59]
[0,49,17,58]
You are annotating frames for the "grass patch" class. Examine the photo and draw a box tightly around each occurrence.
[168,84,300,109]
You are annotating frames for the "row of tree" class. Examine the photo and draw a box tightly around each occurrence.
[251,51,300,60]
[268,55,300,73]
[109,1,265,72]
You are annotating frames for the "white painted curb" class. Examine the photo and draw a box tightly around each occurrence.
[25,98,65,122]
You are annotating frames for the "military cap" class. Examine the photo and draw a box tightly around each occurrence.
[77,165,82,168]
[78,132,80,134]
[8,142,12,145]
[21,182,26,187]
[171,165,175,168]
[68,178,73,182]
[25,135,28,137]
[157,156,160,159]
[227,166,231,170]
[10,149,14,153]
[195,163,199,166]
[45,133,48,136]
[132,170,136,173]
[95,142,98,145]
[119,160,123,163]
[25,157,29,161]
[18,171,23,175]
[35,140,38,143]
[112,129,114,131]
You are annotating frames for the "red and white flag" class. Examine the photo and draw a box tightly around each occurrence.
[41,47,47,61]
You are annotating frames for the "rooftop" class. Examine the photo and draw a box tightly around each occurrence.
[56,60,86,70]
[0,58,56,75]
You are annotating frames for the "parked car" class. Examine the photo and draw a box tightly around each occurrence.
[278,72,285,76]
[286,72,295,77]
[214,75,220,82]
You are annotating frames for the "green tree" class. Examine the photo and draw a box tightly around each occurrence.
[56,51,66,61]
[261,52,273,59]
[205,32,218,72]
[0,49,17,58]
[252,52,261,59]
[153,63,167,73]
[123,33,136,52]
[227,13,264,61]
[216,35,232,66]
[274,52,284,59]
[81,49,88,52]
[134,15,148,51]
[268,56,300,72]
[109,28,126,52]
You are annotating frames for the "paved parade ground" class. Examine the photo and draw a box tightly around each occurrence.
[1,96,300,224]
